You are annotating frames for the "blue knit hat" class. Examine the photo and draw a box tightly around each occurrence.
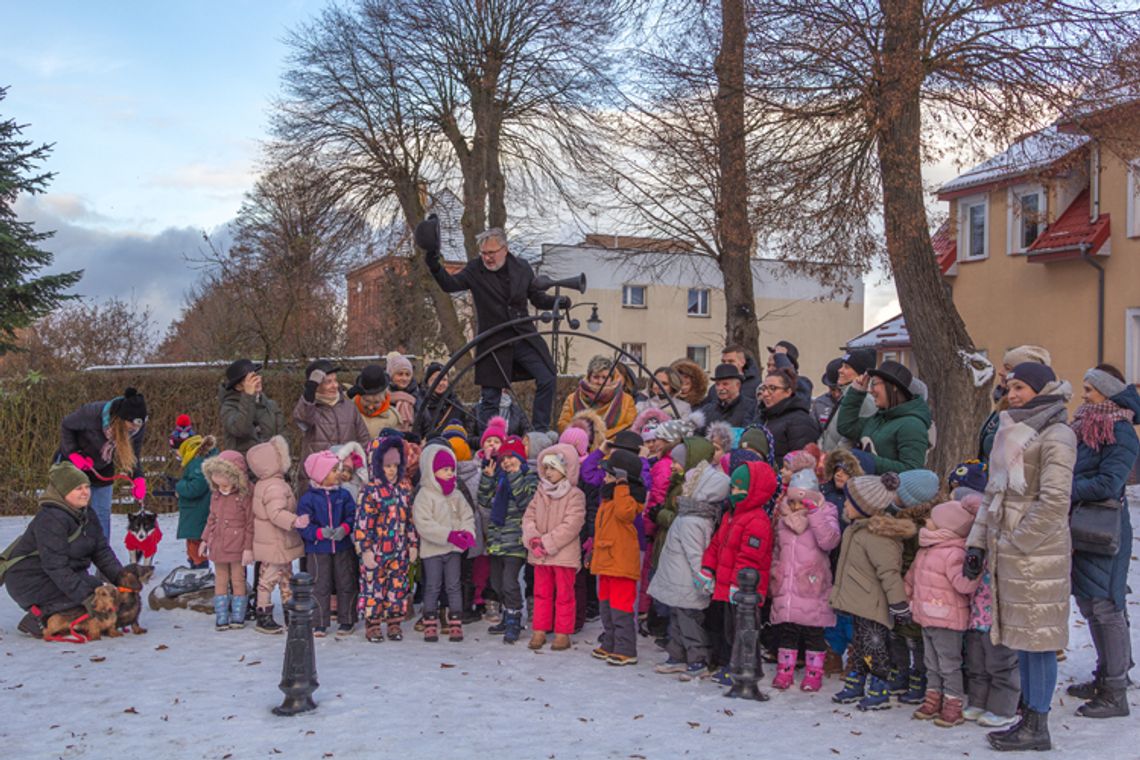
[895,469,940,508]
[948,460,988,494]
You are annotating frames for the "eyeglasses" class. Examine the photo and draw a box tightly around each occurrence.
[758,384,788,394]
[481,246,506,257]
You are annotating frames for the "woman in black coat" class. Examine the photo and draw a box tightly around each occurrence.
[757,368,821,465]
[7,463,125,638]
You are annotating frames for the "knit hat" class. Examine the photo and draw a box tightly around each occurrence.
[442,422,467,440]
[559,426,590,458]
[497,435,527,463]
[49,462,89,497]
[385,351,413,377]
[654,418,691,446]
[423,361,446,387]
[1002,345,1051,369]
[739,425,772,458]
[110,387,147,423]
[481,415,509,446]
[841,348,876,376]
[448,436,472,462]
[729,464,751,504]
[931,499,977,538]
[948,460,987,494]
[845,472,901,517]
[1007,362,1056,394]
[850,448,877,476]
[216,449,248,474]
[169,414,195,450]
[432,448,456,473]
[632,407,671,435]
[640,420,662,442]
[541,452,568,477]
[526,430,559,457]
[705,421,735,454]
[788,467,821,494]
[1085,367,1127,399]
[382,446,403,467]
[304,450,341,486]
[895,469,940,508]
[783,449,817,474]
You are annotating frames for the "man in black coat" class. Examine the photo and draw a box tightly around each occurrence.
[6,463,124,638]
[697,363,758,430]
[419,220,563,431]
[703,344,762,405]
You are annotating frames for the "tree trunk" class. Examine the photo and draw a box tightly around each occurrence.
[714,0,761,361]
[877,0,991,477]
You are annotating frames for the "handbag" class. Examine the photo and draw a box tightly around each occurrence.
[1070,499,1122,556]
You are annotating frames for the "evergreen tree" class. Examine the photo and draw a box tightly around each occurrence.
[0,86,82,354]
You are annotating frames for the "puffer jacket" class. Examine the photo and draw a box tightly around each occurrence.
[58,400,145,484]
[1070,385,1139,610]
[412,443,476,560]
[590,482,643,580]
[292,390,370,464]
[770,500,841,628]
[175,437,216,540]
[218,385,286,454]
[828,512,915,628]
[200,451,254,564]
[247,436,304,564]
[967,387,1077,651]
[700,461,778,602]
[648,461,729,609]
[759,393,822,466]
[904,527,980,631]
[522,444,586,569]
[835,388,932,473]
[479,460,537,559]
[296,486,356,555]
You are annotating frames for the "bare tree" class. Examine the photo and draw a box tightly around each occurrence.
[745,0,1140,474]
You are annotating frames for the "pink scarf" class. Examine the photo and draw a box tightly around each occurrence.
[1071,401,1134,452]
[540,477,572,499]
[919,526,965,547]
[778,500,809,534]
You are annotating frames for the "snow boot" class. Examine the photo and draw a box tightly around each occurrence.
[551,633,571,651]
[528,631,547,650]
[772,648,796,690]
[934,695,965,728]
[1067,675,1100,700]
[987,709,1051,752]
[682,661,709,679]
[655,657,687,674]
[887,666,910,695]
[856,676,892,711]
[213,595,231,631]
[386,620,403,641]
[484,600,503,625]
[228,595,247,629]
[801,650,826,692]
[606,653,638,666]
[912,689,942,720]
[833,670,867,704]
[423,613,440,642]
[16,610,44,638]
[448,615,464,643]
[366,619,384,643]
[898,670,927,704]
[502,609,523,645]
[704,667,734,686]
[1077,685,1130,719]
[255,607,283,634]
[591,645,610,660]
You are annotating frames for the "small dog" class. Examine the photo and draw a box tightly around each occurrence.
[43,585,121,642]
[125,510,163,566]
[116,563,154,634]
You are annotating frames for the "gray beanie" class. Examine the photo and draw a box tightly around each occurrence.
[1003,345,1051,369]
[1084,368,1127,400]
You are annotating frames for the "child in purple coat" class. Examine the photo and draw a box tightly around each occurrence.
[297,450,358,637]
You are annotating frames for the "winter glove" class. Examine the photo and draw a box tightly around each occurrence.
[963,547,986,581]
[695,569,715,593]
[331,524,350,542]
[302,368,325,403]
[601,482,615,500]
[447,531,468,550]
[647,503,662,523]
[414,214,441,258]
[294,514,311,529]
[68,453,94,471]
[131,477,147,501]
[582,538,594,555]
[889,601,913,626]
[361,550,379,570]
[241,550,253,566]
[460,531,476,549]
[529,537,547,558]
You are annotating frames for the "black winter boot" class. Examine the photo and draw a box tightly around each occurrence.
[1067,674,1101,700]
[17,610,44,638]
[255,607,283,634]
[502,609,523,644]
[987,709,1051,752]
[1077,686,1130,719]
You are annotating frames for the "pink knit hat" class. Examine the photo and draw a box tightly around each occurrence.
[783,449,818,474]
[559,426,589,458]
[304,450,340,486]
[931,499,977,538]
[480,415,509,447]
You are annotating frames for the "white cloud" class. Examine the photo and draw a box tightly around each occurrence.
[148,161,257,192]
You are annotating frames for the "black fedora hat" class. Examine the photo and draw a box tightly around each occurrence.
[822,357,844,388]
[711,363,745,382]
[305,358,345,378]
[347,364,389,398]
[224,358,262,390]
[609,430,644,455]
[602,448,643,484]
[867,360,914,397]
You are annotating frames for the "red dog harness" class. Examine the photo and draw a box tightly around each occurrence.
[124,524,163,558]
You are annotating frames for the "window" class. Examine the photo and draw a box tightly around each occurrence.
[687,345,709,370]
[621,342,646,366]
[1007,185,1045,254]
[687,288,710,317]
[957,195,988,260]
[622,284,647,308]
[1127,308,1140,383]
[1128,160,1140,238]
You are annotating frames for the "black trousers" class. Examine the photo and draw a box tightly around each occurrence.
[309,551,357,628]
[851,616,891,679]
[477,340,556,431]
[777,622,827,652]
[489,555,525,611]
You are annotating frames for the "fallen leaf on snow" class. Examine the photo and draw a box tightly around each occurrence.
[687,721,700,729]
[154,644,168,651]
[89,656,106,663]
[123,707,138,715]
[440,663,456,669]
[632,714,644,720]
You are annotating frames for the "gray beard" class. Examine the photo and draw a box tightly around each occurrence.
[483,258,506,272]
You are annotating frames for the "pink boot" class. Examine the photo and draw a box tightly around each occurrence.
[772,648,796,689]
[801,650,825,692]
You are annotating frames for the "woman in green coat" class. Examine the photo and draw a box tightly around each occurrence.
[834,361,931,474]
[175,435,217,569]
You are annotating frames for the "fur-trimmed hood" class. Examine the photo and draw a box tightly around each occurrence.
[246,435,291,481]
[632,407,671,435]
[823,448,862,482]
[866,512,918,540]
[536,442,581,485]
[569,408,607,452]
[202,449,251,495]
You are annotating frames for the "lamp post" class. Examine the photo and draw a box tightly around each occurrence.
[273,573,319,716]
[549,301,603,376]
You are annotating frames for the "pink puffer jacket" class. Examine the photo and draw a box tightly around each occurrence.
[905,528,981,632]
[769,500,841,628]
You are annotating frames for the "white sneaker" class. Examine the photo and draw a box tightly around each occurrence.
[978,711,1018,728]
[962,705,986,722]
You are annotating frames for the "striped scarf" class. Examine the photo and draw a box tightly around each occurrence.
[570,378,626,431]
[1071,400,1134,452]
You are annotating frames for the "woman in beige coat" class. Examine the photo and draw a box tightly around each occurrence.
[964,363,1077,752]
[247,435,307,634]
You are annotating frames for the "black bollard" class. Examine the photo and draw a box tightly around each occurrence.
[273,572,319,716]
[726,567,768,701]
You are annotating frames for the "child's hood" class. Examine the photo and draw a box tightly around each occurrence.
[201,449,251,495]
[866,512,918,540]
[683,460,730,503]
[369,435,406,486]
[569,408,607,452]
[247,435,291,481]
[537,442,581,485]
[418,442,454,496]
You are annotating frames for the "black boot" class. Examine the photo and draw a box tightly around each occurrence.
[987,709,1050,752]
[17,611,44,638]
[255,607,283,635]
[461,583,480,624]
[502,609,523,645]
[1067,674,1101,700]
[1077,685,1130,719]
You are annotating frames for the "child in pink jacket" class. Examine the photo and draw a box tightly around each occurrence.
[768,466,841,692]
[904,498,981,728]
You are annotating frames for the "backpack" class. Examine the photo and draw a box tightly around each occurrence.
[0,520,84,586]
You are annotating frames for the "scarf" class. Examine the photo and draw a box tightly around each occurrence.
[571,378,625,431]
[919,526,964,547]
[316,390,340,406]
[988,393,1068,495]
[540,476,572,499]
[391,391,417,429]
[491,459,529,526]
[355,394,391,418]
[1071,400,1133,452]
[779,501,809,535]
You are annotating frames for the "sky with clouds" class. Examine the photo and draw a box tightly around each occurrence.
[3,2,963,338]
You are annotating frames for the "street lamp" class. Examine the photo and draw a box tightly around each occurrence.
[587,305,603,333]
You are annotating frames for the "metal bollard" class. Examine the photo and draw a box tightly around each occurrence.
[726,567,768,701]
[273,572,319,716]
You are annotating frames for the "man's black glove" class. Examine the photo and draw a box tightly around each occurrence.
[647,503,662,524]
[963,547,986,580]
[415,214,442,270]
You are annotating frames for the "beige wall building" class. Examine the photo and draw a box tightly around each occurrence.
[538,235,864,385]
[935,102,1140,392]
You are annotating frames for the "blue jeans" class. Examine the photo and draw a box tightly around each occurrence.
[89,485,113,540]
[1018,650,1058,713]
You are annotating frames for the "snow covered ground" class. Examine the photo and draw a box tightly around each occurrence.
[2,496,1139,760]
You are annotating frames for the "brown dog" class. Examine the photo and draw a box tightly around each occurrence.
[43,585,121,642]
[116,563,154,634]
